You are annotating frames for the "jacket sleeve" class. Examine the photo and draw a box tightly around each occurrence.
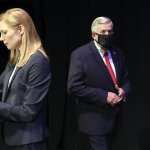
[0,61,51,122]
[67,51,108,106]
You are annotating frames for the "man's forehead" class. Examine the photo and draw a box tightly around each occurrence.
[100,22,113,27]
[97,22,113,30]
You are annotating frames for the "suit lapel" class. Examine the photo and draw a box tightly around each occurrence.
[90,41,105,66]
[89,41,122,87]
[89,41,114,84]
[2,67,19,102]
[8,67,19,88]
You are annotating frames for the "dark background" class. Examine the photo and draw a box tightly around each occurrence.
[0,0,149,150]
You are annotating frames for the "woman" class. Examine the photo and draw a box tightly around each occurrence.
[0,8,51,150]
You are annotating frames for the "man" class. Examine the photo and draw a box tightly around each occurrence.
[67,17,130,150]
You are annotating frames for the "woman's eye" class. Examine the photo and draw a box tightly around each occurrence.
[3,31,7,35]
[0,31,7,37]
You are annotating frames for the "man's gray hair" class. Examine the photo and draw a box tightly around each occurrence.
[91,16,113,33]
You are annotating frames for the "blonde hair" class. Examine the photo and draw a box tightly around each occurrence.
[0,8,47,67]
[91,16,113,33]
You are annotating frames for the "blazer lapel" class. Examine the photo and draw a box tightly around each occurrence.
[89,41,114,85]
[90,41,105,66]
[2,67,19,102]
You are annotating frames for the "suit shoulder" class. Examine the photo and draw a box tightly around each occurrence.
[111,46,124,55]
[71,42,92,57]
[28,51,49,64]
[23,51,50,72]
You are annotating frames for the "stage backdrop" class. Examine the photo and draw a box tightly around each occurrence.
[0,0,149,150]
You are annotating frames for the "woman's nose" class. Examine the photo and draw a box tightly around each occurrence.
[0,34,4,41]
[0,36,3,41]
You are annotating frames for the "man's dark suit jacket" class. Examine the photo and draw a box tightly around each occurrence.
[68,41,130,135]
[0,51,51,145]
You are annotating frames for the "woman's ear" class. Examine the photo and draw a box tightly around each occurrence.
[17,24,24,36]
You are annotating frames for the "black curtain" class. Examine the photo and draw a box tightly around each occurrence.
[0,0,150,150]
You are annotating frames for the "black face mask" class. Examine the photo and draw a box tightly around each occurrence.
[97,34,113,49]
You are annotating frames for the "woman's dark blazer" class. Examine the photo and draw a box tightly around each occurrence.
[0,50,51,145]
